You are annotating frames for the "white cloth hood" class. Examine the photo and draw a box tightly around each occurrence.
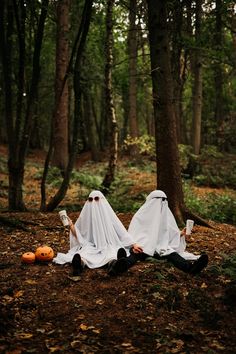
[54,190,135,268]
[128,190,199,260]
[71,190,134,249]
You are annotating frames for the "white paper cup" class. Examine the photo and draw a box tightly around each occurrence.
[59,210,69,226]
[186,219,194,235]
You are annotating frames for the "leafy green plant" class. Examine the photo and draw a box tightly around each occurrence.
[0,156,7,173]
[192,146,236,188]
[75,172,102,190]
[184,182,236,224]
[178,144,194,170]
[221,254,236,280]
[208,253,236,280]
[123,134,156,158]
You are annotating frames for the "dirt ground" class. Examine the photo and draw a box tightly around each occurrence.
[0,212,236,354]
[0,145,236,353]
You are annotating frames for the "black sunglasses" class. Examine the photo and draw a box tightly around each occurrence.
[153,197,167,201]
[88,196,100,202]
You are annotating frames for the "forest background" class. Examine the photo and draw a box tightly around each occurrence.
[0,0,235,223]
[0,0,236,353]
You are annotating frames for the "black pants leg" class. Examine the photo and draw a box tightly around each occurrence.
[125,252,149,269]
[163,252,192,273]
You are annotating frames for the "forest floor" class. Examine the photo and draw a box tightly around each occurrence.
[0,145,236,353]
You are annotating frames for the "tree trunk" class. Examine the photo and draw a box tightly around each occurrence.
[171,1,188,144]
[171,2,182,143]
[191,0,203,155]
[128,0,139,151]
[214,0,224,149]
[52,0,70,173]
[83,89,100,161]
[0,0,49,210]
[146,0,210,227]
[42,0,93,211]
[102,0,118,193]
[121,82,129,142]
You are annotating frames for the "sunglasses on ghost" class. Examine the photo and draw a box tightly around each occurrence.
[88,196,100,202]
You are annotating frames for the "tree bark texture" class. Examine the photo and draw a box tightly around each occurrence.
[83,89,100,161]
[128,0,139,141]
[52,0,70,172]
[191,0,203,155]
[214,0,224,148]
[171,1,185,144]
[147,0,186,224]
[102,0,118,193]
[43,0,93,211]
[0,0,49,210]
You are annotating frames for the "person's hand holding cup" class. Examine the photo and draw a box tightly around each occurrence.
[186,219,194,235]
[59,210,69,226]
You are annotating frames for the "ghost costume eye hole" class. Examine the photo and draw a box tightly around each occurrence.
[153,197,167,201]
[88,196,100,202]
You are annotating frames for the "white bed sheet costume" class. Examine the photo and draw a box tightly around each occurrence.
[128,190,200,261]
[53,190,135,268]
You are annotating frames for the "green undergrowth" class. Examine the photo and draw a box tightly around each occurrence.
[33,157,236,224]
[184,182,236,225]
[1,145,235,224]
[208,253,236,280]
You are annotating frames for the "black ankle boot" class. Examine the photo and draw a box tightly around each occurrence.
[189,254,208,275]
[107,258,128,276]
[72,254,83,276]
[117,248,127,259]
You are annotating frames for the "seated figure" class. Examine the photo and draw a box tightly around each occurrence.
[109,190,208,276]
[53,190,142,275]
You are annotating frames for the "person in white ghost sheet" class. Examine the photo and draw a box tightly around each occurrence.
[53,190,143,275]
[108,190,208,276]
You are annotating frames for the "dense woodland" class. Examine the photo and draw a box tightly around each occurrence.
[0,0,235,223]
[1,2,236,353]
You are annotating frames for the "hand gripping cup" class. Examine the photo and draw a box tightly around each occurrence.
[186,219,194,235]
[59,210,69,226]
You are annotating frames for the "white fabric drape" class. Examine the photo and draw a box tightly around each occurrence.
[53,190,135,268]
[128,190,199,260]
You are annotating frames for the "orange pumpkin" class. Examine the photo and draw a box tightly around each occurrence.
[35,245,54,262]
[22,252,36,264]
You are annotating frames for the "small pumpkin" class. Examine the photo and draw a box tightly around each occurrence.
[35,245,54,262]
[22,252,36,264]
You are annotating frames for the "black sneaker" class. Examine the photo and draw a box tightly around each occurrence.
[108,258,128,276]
[189,254,208,275]
[117,248,127,259]
[72,254,83,276]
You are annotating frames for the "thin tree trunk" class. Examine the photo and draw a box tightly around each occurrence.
[52,0,70,173]
[0,0,49,210]
[102,0,118,193]
[214,0,224,148]
[171,1,184,143]
[83,89,100,161]
[42,0,93,211]
[128,0,139,150]
[192,0,203,155]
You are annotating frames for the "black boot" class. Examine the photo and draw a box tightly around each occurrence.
[189,254,208,275]
[107,258,128,276]
[164,252,193,273]
[72,254,83,276]
[117,248,127,259]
